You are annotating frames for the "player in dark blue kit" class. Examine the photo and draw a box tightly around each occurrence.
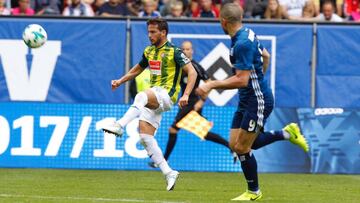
[197,3,309,201]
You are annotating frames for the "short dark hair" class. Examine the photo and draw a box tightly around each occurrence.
[322,0,335,8]
[147,18,169,35]
[221,0,235,5]
[220,3,243,23]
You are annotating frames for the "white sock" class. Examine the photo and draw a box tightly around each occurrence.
[117,92,148,127]
[282,130,290,139]
[159,161,172,175]
[250,189,261,194]
[140,133,172,175]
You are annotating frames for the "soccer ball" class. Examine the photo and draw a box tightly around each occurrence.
[22,24,47,48]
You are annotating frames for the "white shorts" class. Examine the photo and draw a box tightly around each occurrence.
[139,87,173,129]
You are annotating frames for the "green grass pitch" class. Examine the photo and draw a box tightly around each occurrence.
[0,168,359,202]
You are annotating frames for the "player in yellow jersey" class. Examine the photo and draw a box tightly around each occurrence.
[149,41,238,169]
[102,18,197,191]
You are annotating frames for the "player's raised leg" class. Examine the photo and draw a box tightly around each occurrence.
[284,123,309,152]
[251,123,309,152]
[102,91,148,136]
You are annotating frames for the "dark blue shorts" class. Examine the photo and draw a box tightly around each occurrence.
[231,95,274,132]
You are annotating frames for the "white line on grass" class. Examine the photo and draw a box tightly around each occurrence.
[0,193,187,203]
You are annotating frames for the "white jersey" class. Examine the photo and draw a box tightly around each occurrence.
[316,13,344,22]
[279,0,308,17]
[62,3,94,17]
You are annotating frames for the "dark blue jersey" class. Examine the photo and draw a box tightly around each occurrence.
[230,27,272,103]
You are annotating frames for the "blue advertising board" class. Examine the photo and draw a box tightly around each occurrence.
[316,25,360,108]
[0,102,239,171]
[131,22,312,107]
[2,102,359,174]
[298,108,360,173]
[0,18,126,103]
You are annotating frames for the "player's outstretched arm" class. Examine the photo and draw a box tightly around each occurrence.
[178,63,197,108]
[262,48,270,74]
[111,64,144,90]
[196,69,250,98]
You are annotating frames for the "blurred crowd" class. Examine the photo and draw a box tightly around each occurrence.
[0,0,359,22]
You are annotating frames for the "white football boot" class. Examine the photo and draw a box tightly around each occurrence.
[165,170,179,191]
[102,121,124,137]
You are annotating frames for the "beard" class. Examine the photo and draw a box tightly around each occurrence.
[150,38,161,47]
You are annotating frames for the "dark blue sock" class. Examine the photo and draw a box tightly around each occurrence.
[252,131,285,150]
[239,152,258,192]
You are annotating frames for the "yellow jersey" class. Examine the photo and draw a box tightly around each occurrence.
[138,41,190,103]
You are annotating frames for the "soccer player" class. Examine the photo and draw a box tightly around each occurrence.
[102,18,197,191]
[197,3,309,201]
[149,40,235,168]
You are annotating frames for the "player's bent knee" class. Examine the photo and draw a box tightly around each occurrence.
[229,141,237,152]
[135,91,148,102]
[233,143,251,154]
[133,92,148,108]
[144,89,159,109]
